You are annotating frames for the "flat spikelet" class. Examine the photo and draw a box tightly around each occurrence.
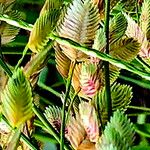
[28,0,63,53]
[0,1,22,45]
[28,10,60,53]
[110,37,140,62]
[140,0,150,40]
[79,62,102,98]
[44,105,62,132]
[92,27,106,51]
[125,14,149,58]
[0,67,7,98]
[79,102,99,142]
[57,0,100,61]
[55,44,71,78]
[40,0,63,15]
[1,68,33,128]
[96,110,135,150]
[66,114,86,149]
[93,82,133,125]
[109,13,127,44]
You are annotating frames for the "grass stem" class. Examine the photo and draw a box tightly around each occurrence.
[60,61,76,150]
[104,0,112,119]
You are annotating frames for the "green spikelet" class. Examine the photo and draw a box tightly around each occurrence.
[93,82,132,125]
[1,68,33,128]
[28,0,63,53]
[110,37,140,62]
[96,110,135,150]
[109,13,127,44]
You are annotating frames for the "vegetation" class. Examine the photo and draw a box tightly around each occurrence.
[1,0,150,149]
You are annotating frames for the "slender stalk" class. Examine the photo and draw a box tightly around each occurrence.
[1,14,150,80]
[104,0,112,119]
[97,96,104,132]
[128,105,150,139]
[0,14,33,31]
[0,36,13,77]
[33,133,57,143]
[128,105,150,112]
[136,56,150,71]
[38,81,61,97]
[127,112,150,116]
[32,105,71,150]
[137,114,146,124]
[66,90,80,122]
[136,0,140,23]
[119,75,150,89]
[134,125,150,138]
[34,120,48,132]
[32,106,59,140]
[0,57,12,77]
[39,96,55,105]
[2,50,31,55]
[20,134,38,150]
[60,61,76,150]
[137,113,148,144]
[50,34,150,80]
[15,45,29,69]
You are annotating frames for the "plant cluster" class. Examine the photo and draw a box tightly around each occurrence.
[1,0,150,149]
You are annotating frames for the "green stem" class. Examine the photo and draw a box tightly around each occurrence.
[104,0,112,119]
[127,112,150,116]
[0,36,13,77]
[2,50,31,55]
[20,134,38,150]
[119,75,150,89]
[136,0,139,23]
[60,61,76,150]
[128,105,150,112]
[134,125,150,138]
[1,14,150,80]
[135,56,150,71]
[38,81,61,97]
[32,105,71,150]
[66,90,80,123]
[32,105,59,140]
[137,114,146,124]
[0,57,12,77]
[15,45,29,69]
[33,133,57,143]
[34,120,48,132]
[39,96,55,105]
[50,34,150,80]
[96,97,104,132]
[129,104,150,139]
[0,14,33,31]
